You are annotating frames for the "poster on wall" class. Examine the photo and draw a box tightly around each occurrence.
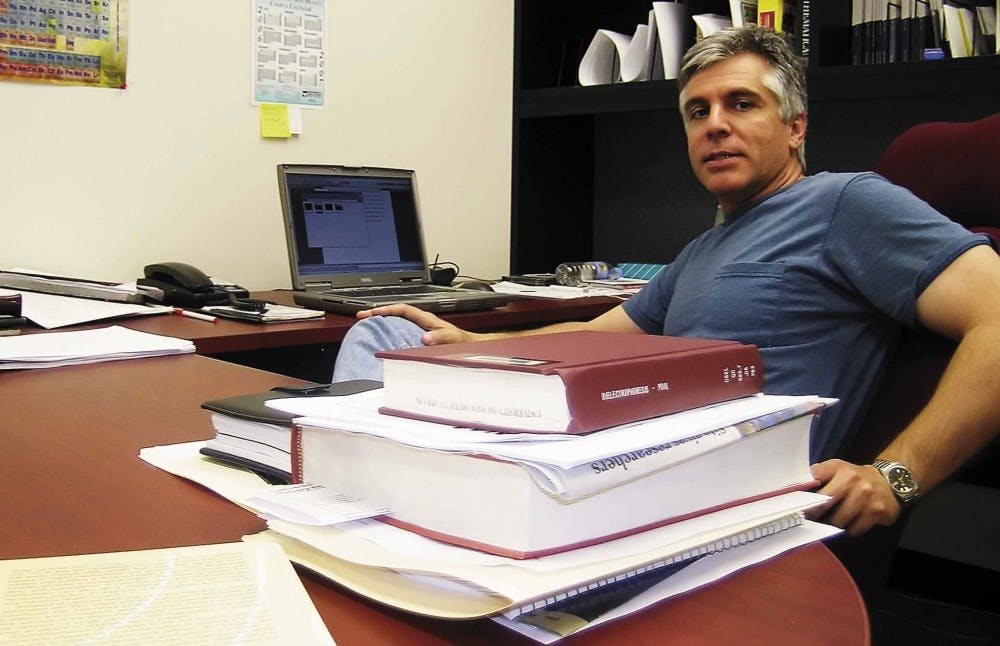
[252,0,325,108]
[0,0,127,89]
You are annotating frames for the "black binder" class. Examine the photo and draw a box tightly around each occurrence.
[199,380,382,483]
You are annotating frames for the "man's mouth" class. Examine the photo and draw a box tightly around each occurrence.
[705,151,739,162]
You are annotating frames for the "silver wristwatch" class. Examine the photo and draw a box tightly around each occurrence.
[872,459,920,505]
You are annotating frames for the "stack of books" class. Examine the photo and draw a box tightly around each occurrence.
[199,380,382,483]
[273,387,830,558]
[164,331,841,641]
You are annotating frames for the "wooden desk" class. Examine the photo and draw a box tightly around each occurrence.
[110,291,623,355]
[1,355,869,645]
[100,290,622,381]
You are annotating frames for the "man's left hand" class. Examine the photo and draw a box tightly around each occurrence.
[809,459,902,536]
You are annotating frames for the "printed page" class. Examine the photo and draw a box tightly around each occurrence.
[0,325,194,369]
[0,542,334,645]
[578,29,632,85]
[10,290,170,329]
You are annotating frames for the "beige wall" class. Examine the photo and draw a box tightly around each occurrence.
[1,1,513,289]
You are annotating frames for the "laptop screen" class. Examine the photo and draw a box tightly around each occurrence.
[277,165,430,289]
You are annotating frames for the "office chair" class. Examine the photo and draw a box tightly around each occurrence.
[831,113,1000,645]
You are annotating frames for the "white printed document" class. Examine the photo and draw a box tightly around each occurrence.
[0,325,194,369]
[4,288,171,329]
[0,542,334,645]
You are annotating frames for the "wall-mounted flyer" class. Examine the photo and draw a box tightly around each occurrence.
[253,0,326,108]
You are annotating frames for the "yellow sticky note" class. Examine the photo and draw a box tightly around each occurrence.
[260,103,292,139]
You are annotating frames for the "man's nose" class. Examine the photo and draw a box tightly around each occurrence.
[705,106,730,136]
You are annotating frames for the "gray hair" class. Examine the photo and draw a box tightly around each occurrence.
[678,25,808,170]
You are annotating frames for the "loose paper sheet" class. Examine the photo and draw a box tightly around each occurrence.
[0,542,334,645]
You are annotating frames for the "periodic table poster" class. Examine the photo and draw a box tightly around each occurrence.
[0,0,127,89]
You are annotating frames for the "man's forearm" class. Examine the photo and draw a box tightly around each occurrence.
[474,320,593,342]
[474,305,643,342]
[879,323,1000,492]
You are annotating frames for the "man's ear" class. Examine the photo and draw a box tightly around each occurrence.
[789,111,807,150]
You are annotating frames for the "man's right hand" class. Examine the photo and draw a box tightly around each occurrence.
[356,304,481,346]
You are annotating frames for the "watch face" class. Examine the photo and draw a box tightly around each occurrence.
[886,465,917,495]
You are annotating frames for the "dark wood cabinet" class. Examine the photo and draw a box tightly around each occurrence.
[510,0,1000,273]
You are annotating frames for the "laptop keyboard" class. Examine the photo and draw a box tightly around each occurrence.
[324,285,444,297]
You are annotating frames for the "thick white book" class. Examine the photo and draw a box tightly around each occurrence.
[291,400,827,558]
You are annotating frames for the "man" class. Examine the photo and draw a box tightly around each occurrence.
[333,26,1000,538]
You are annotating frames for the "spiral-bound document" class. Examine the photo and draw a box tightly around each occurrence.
[504,512,804,621]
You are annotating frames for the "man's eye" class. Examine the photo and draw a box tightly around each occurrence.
[689,107,708,119]
[735,100,753,110]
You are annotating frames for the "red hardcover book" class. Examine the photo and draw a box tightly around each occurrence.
[376,331,763,434]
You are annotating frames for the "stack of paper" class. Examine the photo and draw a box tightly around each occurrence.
[0,325,195,369]
[138,440,839,643]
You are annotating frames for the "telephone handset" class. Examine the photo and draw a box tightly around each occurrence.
[138,261,249,307]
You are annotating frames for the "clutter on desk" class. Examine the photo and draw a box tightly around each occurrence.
[137,261,250,307]
[0,268,148,303]
[199,380,381,482]
[491,281,636,300]
[501,273,557,287]
[553,261,621,286]
[0,325,194,369]
[241,483,390,526]
[8,289,172,329]
[494,262,662,299]
[616,261,667,280]
[0,291,25,335]
[201,302,325,323]
[0,291,22,316]
[0,315,27,336]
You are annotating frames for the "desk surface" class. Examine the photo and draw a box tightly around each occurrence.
[1,354,869,645]
[112,291,623,355]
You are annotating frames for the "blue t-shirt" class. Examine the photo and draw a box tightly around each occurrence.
[623,172,989,461]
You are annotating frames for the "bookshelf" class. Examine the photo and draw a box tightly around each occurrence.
[510,0,1000,273]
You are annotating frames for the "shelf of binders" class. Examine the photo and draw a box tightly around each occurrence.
[518,54,1000,118]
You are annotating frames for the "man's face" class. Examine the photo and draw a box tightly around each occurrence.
[679,53,806,213]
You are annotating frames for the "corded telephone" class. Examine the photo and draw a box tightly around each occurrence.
[138,261,249,307]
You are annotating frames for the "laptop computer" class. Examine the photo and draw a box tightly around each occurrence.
[277,164,520,315]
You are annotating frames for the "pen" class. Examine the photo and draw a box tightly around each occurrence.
[173,308,217,323]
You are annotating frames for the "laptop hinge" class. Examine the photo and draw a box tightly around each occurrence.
[401,277,425,284]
